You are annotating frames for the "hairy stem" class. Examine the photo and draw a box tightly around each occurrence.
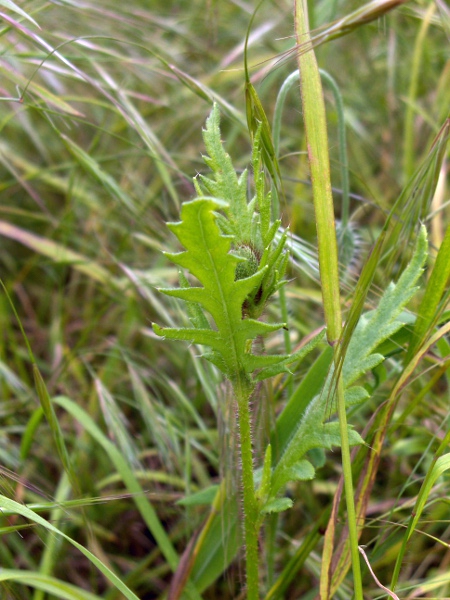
[235,375,259,600]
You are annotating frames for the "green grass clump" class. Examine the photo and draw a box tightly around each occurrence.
[0,1,448,599]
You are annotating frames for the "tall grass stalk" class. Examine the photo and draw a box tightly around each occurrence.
[294,1,363,598]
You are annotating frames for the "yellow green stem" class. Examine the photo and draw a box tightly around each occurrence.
[294,1,363,598]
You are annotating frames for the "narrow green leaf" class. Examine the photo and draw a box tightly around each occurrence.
[0,0,40,28]
[20,406,44,460]
[0,496,140,600]
[0,220,126,292]
[176,485,219,507]
[61,135,138,215]
[405,222,450,363]
[52,396,180,574]
[33,366,76,490]
[244,0,283,194]
[391,453,450,591]
[0,570,102,600]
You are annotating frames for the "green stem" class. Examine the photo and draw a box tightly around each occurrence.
[294,6,341,343]
[272,80,294,393]
[274,69,350,227]
[294,1,363,598]
[235,375,259,600]
[402,2,435,183]
[335,377,362,596]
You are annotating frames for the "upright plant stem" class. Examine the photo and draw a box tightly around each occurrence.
[293,1,363,598]
[402,2,436,183]
[235,375,259,600]
[274,69,350,228]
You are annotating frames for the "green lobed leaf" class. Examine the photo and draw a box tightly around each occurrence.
[153,198,284,381]
[196,104,253,244]
[254,329,325,381]
[270,391,364,498]
[267,226,428,502]
[343,225,428,387]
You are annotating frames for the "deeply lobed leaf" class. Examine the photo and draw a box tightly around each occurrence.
[266,227,428,505]
[153,198,285,382]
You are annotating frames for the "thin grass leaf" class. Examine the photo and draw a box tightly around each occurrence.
[2,69,83,116]
[60,135,138,215]
[0,496,140,600]
[0,1,40,28]
[390,452,450,591]
[0,570,103,600]
[52,395,181,575]
[20,407,44,460]
[33,366,76,491]
[190,503,240,593]
[436,0,450,41]
[271,0,409,71]
[244,0,283,194]
[405,204,450,364]
[265,507,332,600]
[33,472,72,600]
[0,220,126,292]
[402,3,437,182]
[95,378,141,471]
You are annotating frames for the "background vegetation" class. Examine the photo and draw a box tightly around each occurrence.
[0,0,448,598]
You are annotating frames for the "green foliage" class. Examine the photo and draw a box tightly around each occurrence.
[0,495,140,600]
[153,197,284,383]
[195,104,289,318]
[153,105,317,385]
[0,1,448,599]
[265,227,428,506]
[153,108,430,526]
[343,226,428,390]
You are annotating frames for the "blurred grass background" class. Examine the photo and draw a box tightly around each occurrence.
[0,0,448,598]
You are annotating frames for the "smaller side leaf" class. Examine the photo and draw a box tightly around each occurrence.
[261,497,293,515]
[255,329,325,381]
[257,444,272,505]
[343,226,428,387]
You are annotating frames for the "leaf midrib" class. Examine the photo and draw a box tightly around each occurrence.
[197,205,241,379]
